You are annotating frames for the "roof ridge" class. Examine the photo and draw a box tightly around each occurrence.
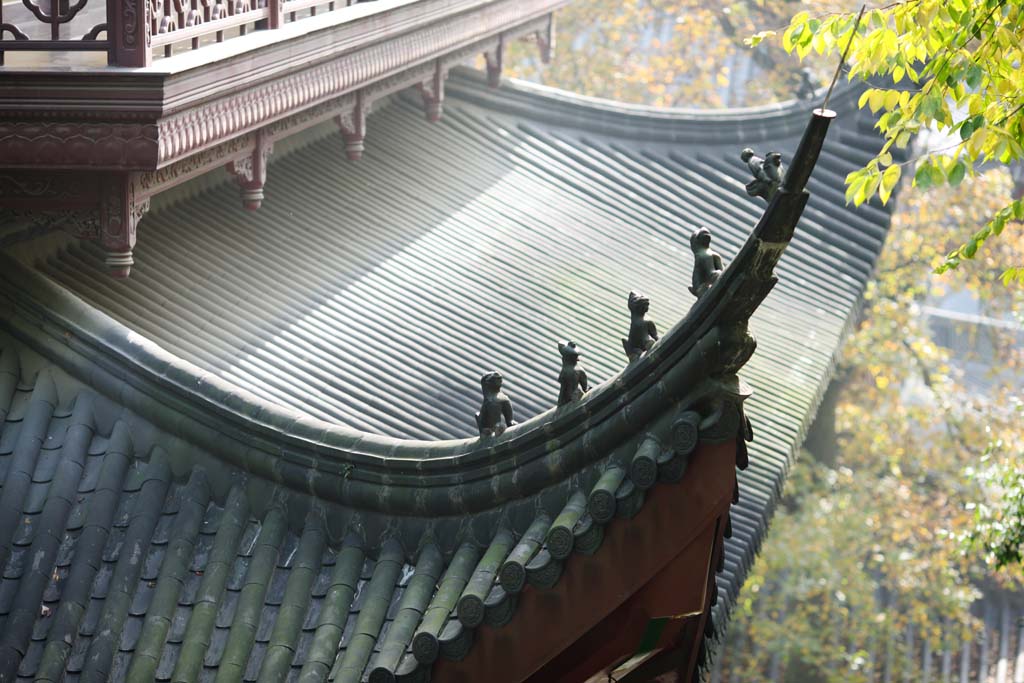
[445,66,864,143]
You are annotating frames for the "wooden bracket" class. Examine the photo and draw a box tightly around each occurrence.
[417,61,446,123]
[336,92,367,161]
[0,171,147,278]
[100,173,149,277]
[485,36,504,88]
[226,129,273,210]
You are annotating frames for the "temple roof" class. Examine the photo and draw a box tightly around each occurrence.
[0,70,892,682]
[37,71,887,441]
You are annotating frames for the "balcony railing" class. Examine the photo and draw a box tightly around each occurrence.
[0,0,377,66]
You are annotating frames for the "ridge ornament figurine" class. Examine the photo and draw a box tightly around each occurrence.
[475,371,516,437]
[621,291,658,362]
[740,148,784,201]
[689,227,724,298]
[556,341,589,405]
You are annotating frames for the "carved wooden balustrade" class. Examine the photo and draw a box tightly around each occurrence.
[0,0,383,66]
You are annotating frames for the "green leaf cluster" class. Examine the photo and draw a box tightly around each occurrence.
[777,0,1024,281]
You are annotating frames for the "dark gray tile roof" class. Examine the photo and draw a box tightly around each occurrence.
[0,71,893,681]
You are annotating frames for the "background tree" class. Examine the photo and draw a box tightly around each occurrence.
[749,0,1024,282]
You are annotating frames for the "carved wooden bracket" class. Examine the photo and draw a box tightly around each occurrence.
[0,171,149,278]
[485,36,504,88]
[225,129,274,210]
[336,92,367,161]
[417,61,446,123]
[100,173,149,278]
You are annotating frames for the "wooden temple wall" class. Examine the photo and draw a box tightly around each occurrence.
[709,594,1024,683]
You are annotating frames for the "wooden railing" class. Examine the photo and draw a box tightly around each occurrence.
[0,0,376,66]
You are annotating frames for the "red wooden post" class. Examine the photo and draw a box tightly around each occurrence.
[111,0,152,66]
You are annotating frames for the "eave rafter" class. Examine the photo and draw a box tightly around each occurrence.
[0,7,557,276]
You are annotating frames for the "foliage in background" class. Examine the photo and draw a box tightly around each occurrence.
[725,169,1024,680]
[504,0,851,108]
[752,0,1024,283]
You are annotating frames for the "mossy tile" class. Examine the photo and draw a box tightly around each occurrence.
[86,434,108,456]
[112,492,137,528]
[255,604,278,642]
[265,569,291,605]
[238,522,261,557]
[141,544,166,581]
[226,556,250,591]
[200,503,224,535]
[118,614,143,650]
[24,482,49,514]
[215,589,240,629]
[4,543,26,578]
[276,534,299,569]
[32,448,61,481]
[310,565,332,598]
[12,513,36,545]
[204,625,229,666]
[190,532,214,572]
[0,573,18,613]
[67,633,91,672]
[349,579,369,612]
[6,390,29,422]
[101,529,125,563]
[0,421,21,454]
[32,603,56,640]
[244,641,267,681]
[293,629,314,662]
[79,595,105,635]
[122,462,147,492]
[16,639,43,677]
[157,642,180,681]
[108,650,132,682]
[168,604,191,643]
[43,564,69,602]
[41,416,68,451]
[57,529,79,566]
[179,568,202,604]
[302,596,323,630]
[76,455,103,493]
[129,578,156,616]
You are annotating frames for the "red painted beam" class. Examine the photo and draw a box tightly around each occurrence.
[432,440,736,683]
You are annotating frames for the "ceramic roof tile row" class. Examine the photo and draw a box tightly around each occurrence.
[1,73,894,681]
[0,338,702,682]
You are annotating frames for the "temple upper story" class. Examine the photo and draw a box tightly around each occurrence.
[0,0,561,276]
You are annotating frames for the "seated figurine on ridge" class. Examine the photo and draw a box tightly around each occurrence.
[557,341,589,405]
[689,227,724,298]
[622,291,658,362]
[475,371,516,437]
[740,148,784,201]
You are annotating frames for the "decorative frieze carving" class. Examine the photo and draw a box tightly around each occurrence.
[138,133,253,196]
[156,1,559,163]
[0,122,159,168]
